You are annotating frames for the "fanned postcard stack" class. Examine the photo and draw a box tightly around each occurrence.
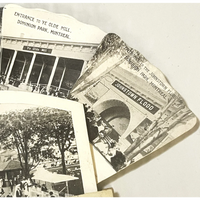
[0,4,197,197]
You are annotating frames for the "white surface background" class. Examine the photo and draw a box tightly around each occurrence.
[0,2,200,197]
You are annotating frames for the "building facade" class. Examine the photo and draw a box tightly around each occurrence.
[74,63,193,170]
[0,36,99,97]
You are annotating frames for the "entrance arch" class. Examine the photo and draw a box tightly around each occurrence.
[94,99,130,136]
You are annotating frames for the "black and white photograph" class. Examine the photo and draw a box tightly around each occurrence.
[0,4,106,97]
[0,2,199,197]
[71,33,197,182]
[0,91,97,197]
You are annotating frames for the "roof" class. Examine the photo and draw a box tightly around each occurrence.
[0,160,22,171]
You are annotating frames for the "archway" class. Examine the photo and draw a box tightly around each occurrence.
[95,99,130,137]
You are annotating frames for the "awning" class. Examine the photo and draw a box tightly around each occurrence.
[32,167,78,183]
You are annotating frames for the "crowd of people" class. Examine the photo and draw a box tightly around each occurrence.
[0,175,29,197]
[31,84,68,99]
[0,72,69,99]
[0,176,58,197]
[84,104,127,171]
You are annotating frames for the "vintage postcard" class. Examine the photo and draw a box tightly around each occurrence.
[0,91,97,197]
[71,33,197,183]
[0,4,106,97]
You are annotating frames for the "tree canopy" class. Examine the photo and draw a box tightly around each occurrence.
[0,106,76,178]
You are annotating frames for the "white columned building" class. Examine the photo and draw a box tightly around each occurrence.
[1,36,99,96]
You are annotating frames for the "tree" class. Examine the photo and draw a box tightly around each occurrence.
[44,108,75,174]
[0,107,56,179]
[0,106,76,178]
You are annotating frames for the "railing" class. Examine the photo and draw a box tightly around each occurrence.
[1,76,71,98]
